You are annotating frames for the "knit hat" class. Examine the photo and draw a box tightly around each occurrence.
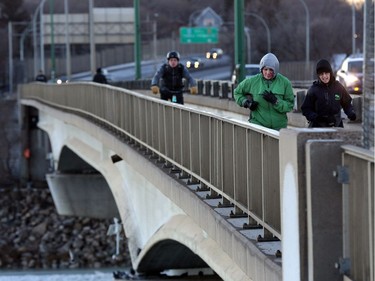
[259,53,279,78]
[316,59,332,75]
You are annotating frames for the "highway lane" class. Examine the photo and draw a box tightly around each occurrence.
[60,55,233,83]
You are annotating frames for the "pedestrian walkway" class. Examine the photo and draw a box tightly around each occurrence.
[138,90,362,131]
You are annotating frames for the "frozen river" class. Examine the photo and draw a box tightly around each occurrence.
[0,270,115,281]
[0,269,222,281]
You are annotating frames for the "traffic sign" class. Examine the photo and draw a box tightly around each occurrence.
[180,27,218,44]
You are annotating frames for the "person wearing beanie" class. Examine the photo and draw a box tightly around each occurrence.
[301,59,356,128]
[234,53,295,130]
[93,67,108,84]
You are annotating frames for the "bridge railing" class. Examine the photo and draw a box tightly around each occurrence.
[341,145,375,281]
[20,82,282,239]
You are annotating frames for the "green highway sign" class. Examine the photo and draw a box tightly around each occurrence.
[180,27,219,44]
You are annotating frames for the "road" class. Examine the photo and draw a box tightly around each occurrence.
[60,55,233,83]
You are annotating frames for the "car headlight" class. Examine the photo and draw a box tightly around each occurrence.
[206,52,211,59]
[345,74,360,86]
[194,61,199,68]
[186,61,192,68]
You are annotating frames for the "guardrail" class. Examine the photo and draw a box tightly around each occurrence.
[112,79,362,124]
[341,145,375,281]
[20,82,282,240]
[111,78,311,100]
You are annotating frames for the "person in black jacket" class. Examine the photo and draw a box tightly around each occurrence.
[93,68,108,84]
[151,51,197,105]
[35,70,48,82]
[301,59,356,127]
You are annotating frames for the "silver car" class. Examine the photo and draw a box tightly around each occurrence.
[336,54,363,94]
[231,64,260,84]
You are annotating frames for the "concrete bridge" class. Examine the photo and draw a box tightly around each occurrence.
[19,82,374,281]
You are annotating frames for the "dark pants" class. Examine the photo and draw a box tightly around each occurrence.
[308,115,344,128]
[160,88,184,105]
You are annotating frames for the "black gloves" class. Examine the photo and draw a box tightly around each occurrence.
[243,99,259,111]
[326,115,336,126]
[262,91,278,104]
[348,112,356,121]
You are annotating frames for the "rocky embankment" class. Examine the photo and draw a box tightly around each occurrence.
[0,184,130,269]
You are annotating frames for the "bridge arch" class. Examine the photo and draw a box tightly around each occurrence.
[58,146,99,174]
[136,214,251,281]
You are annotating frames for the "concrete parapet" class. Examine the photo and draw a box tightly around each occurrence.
[295,90,306,113]
[197,79,204,95]
[219,81,230,99]
[352,96,362,122]
[211,81,220,97]
[279,128,362,281]
[203,80,211,97]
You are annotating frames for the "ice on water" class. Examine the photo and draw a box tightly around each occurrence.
[0,271,114,281]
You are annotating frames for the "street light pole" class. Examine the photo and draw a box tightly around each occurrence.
[352,1,356,53]
[89,0,96,76]
[39,0,47,74]
[32,14,38,76]
[49,0,56,81]
[153,14,158,73]
[31,0,47,76]
[64,0,71,80]
[244,27,251,63]
[245,12,271,53]
[8,22,13,95]
[134,0,142,79]
[298,0,310,78]
[234,0,245,82]
[188,10,202,27]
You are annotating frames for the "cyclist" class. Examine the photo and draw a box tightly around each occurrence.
[151,51,198,105]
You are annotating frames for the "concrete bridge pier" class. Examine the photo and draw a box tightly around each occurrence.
[46,173,119,219]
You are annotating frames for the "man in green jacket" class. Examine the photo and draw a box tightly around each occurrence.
[234,53,295,130]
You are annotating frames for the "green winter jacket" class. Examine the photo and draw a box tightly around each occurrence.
[234,73,295,130]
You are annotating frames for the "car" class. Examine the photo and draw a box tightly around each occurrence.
[206,48,224,59]
[186,57,204,69]
[231,64,260,84]
[336,54,363,94]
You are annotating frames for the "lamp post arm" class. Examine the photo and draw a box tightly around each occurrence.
[245,12,271,53]
[298,0,310,65]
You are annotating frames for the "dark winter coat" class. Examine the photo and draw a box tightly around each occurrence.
[151,63,196,91]
[93,73,108,84]
[301,65,355,128]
